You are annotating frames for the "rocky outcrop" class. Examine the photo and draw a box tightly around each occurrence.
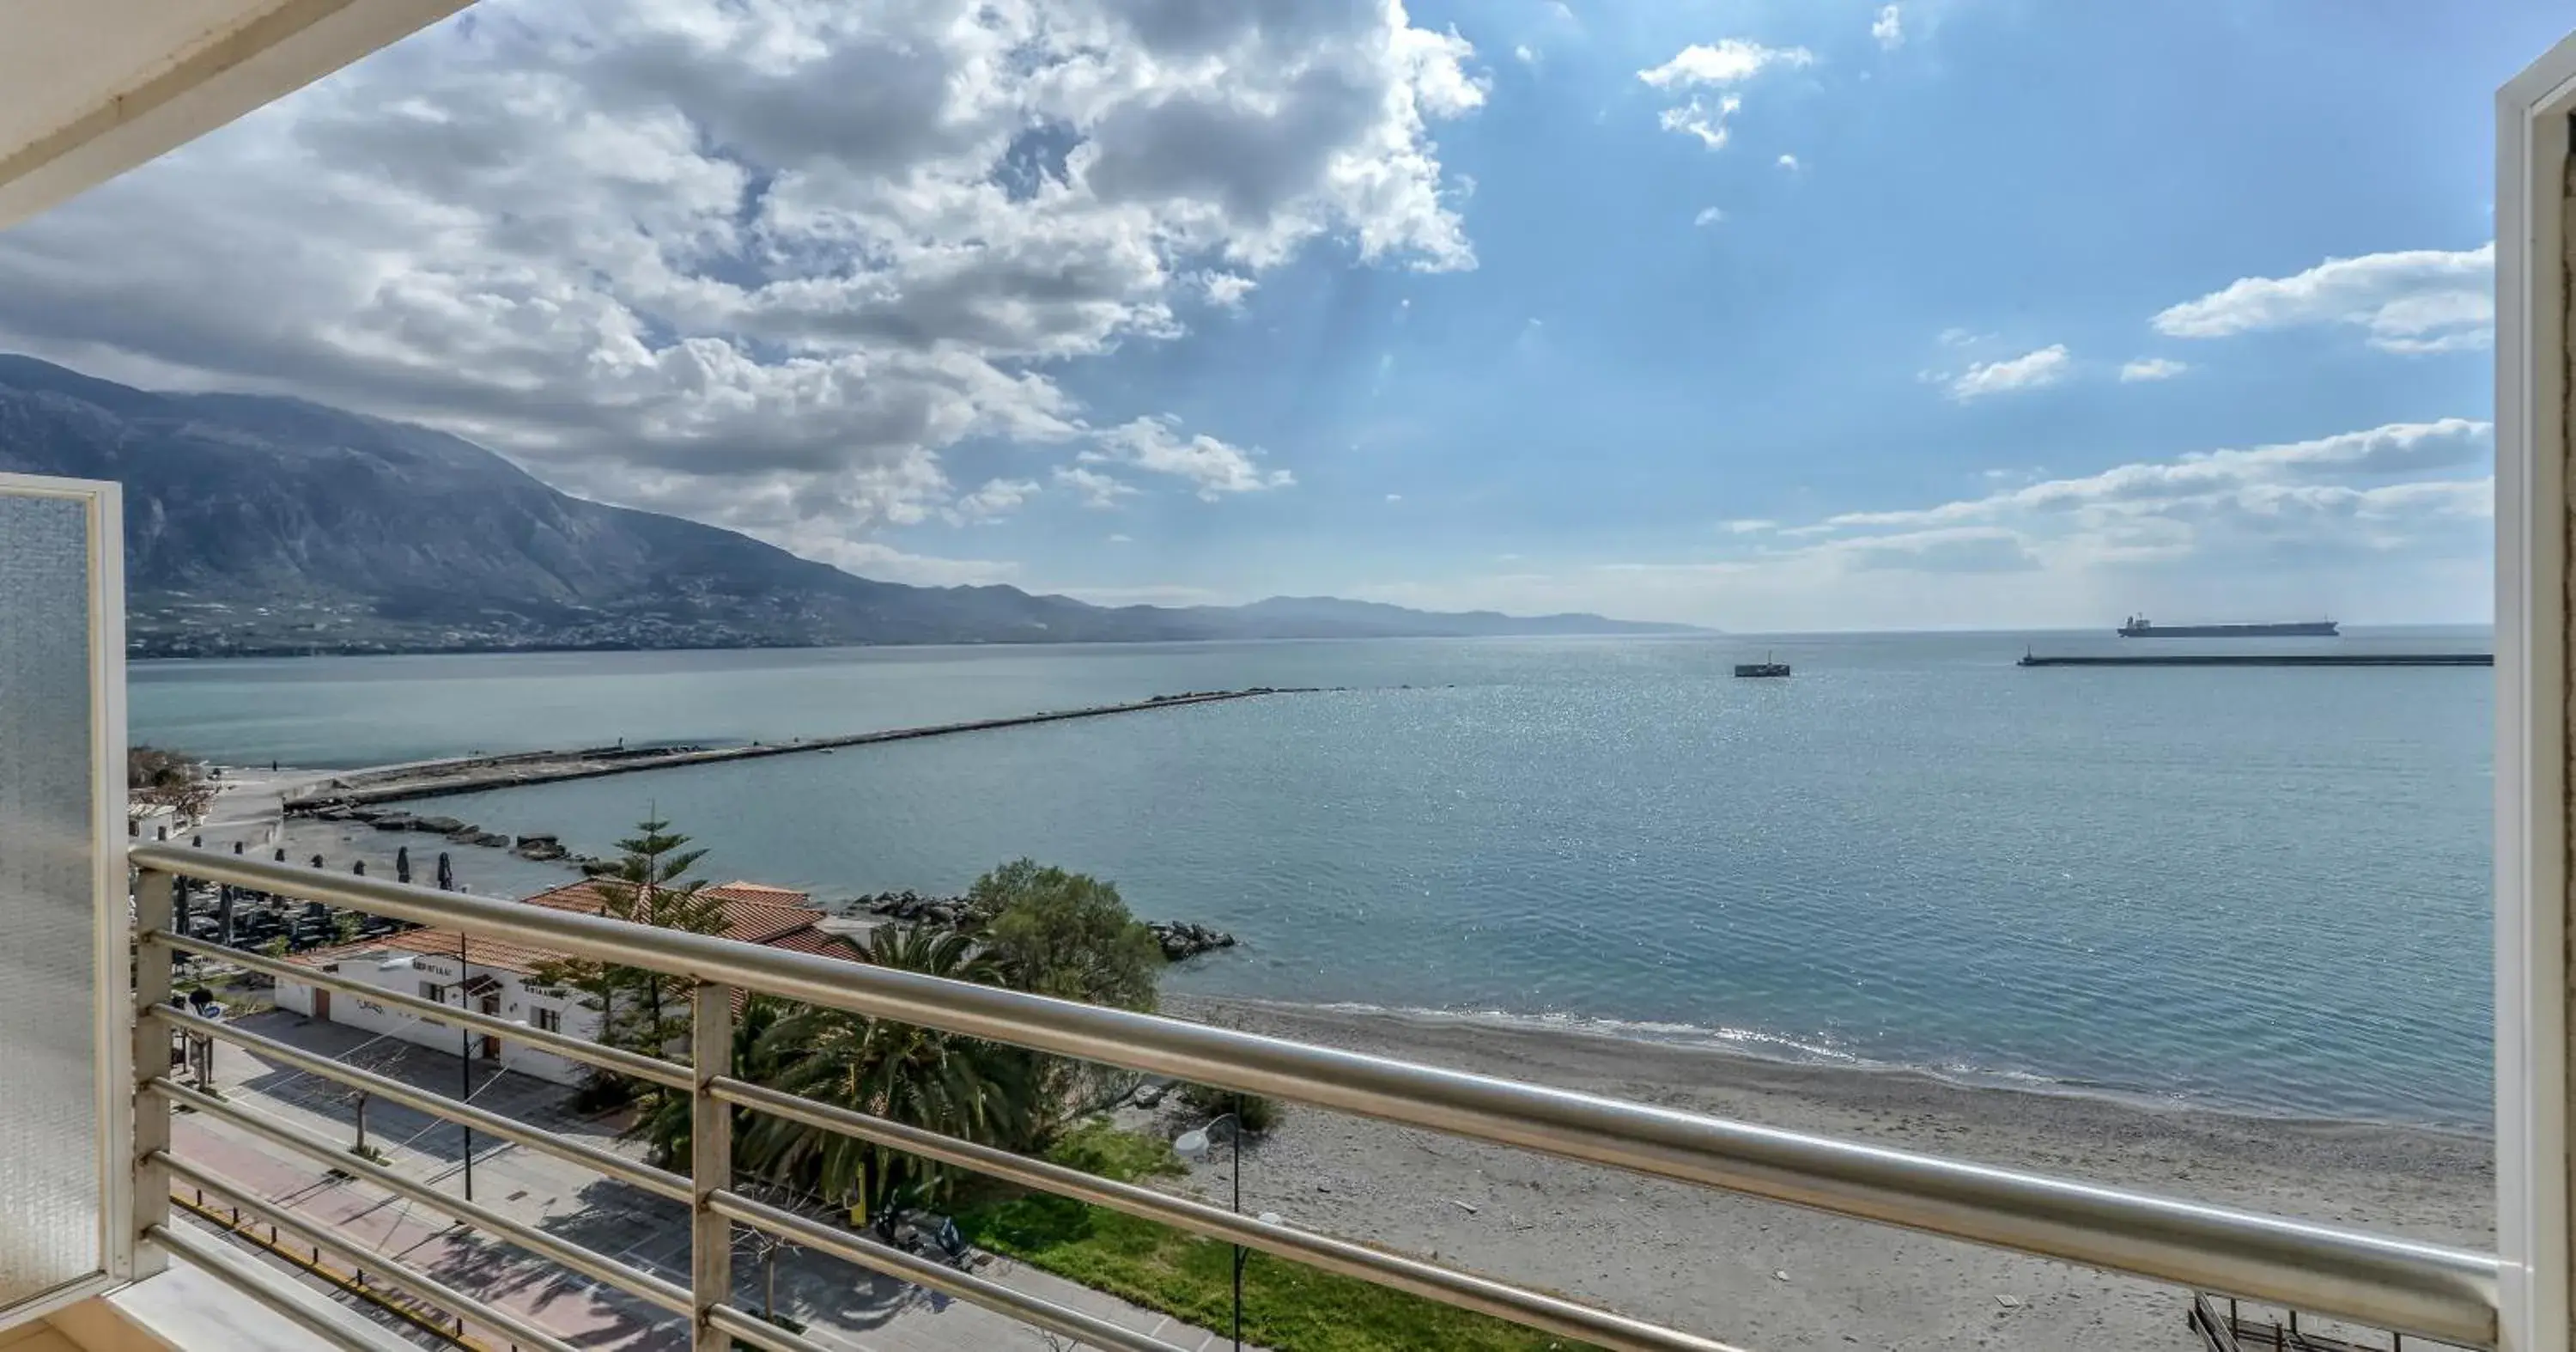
[512,833,568,862]
[860,890,974,927]
[1145,921,1236,961]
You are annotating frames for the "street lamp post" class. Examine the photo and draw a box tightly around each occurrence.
[458,928,473,1203]
[1176,1096,1247,1350]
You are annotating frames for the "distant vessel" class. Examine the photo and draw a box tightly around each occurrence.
[2117,616,2338,639]
[1734,653,1791,678]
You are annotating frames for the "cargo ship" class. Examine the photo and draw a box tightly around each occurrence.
[2117,616,2338,639]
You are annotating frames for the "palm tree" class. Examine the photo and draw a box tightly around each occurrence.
[738,926,1033,1216]
[639,992,793,1169]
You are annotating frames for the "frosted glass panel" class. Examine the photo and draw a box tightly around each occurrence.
[0,491,102,1305]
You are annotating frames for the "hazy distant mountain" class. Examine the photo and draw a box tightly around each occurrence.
[0,356,1700,656]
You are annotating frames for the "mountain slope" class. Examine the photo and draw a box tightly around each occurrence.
[0,356,1699,655]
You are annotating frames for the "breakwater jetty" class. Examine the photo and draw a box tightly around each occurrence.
[284,687,1315,812]
[2017,653,2491,668]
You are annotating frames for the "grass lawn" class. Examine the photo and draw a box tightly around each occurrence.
[955,1121,1595,1352]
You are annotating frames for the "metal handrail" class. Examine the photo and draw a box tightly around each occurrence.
[712,1074,1745,1352]
[162,929,692,1089]
[148,1075,696,1317]
[159,1151,583,1352]
[131,845,2503,1349]
[145,1219,417,1352]
[709,1187,1190,1352]
[155,1004,691,1201]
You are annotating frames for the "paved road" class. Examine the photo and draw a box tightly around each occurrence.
[178,1009,1256,1351]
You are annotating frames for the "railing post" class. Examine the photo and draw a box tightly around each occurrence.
[132,865,173,1278]
[690,981,733,1350]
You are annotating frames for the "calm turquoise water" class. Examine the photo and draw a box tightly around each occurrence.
[133,631,2494,1128]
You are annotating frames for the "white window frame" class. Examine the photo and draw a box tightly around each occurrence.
[532,1006,562,1035]
[2500,32,2576,1352]
[0,473,131,1329]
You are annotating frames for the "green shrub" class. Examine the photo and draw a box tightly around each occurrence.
[1047,1118,1185,1183]
[1176,1082,1280,1135]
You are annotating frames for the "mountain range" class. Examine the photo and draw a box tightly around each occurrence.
[0,356,1697,657]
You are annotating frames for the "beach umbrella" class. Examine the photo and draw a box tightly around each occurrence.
[436,852,455,892]
[273,848,286,862]
[309,854,324,868]
[351,860,365,877]
[395,846,411,885]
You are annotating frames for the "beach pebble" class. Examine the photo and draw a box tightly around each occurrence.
[1774,1270,1790,1282]
[1449,1199,1479,1215]
[1995,1294,2021,1309]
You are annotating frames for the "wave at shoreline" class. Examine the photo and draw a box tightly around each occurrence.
[1221,996,2493,1140]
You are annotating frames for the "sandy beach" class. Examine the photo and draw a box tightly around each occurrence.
[162,762,2492,1347]
[1159,996,2491,1350]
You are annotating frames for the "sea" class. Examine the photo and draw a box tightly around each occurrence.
[131,629,2495,1131]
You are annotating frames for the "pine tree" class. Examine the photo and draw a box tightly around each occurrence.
[534,817,728,1130]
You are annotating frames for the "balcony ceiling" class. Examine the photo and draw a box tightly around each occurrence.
[0,0,468,230]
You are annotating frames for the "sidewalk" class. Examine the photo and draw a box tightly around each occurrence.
[179,1009,1254,1351]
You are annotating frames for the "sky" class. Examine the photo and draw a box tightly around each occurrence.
[0,0,2555,630]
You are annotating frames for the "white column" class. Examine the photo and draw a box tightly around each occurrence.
[2499,33,2576,1352]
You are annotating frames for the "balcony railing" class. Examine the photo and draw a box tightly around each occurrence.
[125,843,2503,1352]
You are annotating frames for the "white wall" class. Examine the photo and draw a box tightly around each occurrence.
[276,949,601,1087]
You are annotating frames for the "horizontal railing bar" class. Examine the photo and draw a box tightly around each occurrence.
[707,1304,838,1352]
[709,1188,1188,1352]
[153,1005,690,1203]
[160,929,691,1090]
[712,1075,1743,1352]
[149,1076,693,1317]
[158,1151,581,1352]
[145,1218,418,1352]
[130,848,2504,1347]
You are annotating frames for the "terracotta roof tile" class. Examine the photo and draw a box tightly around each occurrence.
[283,877,858,990]
[287,929,562,977]
[512,879,817,943]
[708,881,812,906]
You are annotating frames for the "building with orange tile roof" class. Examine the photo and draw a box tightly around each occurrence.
[273,877,866,1084]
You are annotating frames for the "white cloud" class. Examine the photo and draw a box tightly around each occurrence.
[1949,344,2070,400]
[1386,493,1404,502]
[0,0,1482,576]
[1693,206,1727,228]
[1721,518,1777,533]
[1871,5,1905,49]
[1639,40,1814,88]
[1838,527,2038,574]
[1055,466,1139,509]
[1084,416,1293,498]
[2150,244,2494,354]
[2119,357,2190,383]
[1639,40,1809,151]
[1346,418,2494,630]
[1777,153,1801,171]
[798,540,1020,587]
[1515,43,1537,64]
[1658,95,1740,151]
[1107,533,1133,544]
[1820,419,2492,532]
[1194,272,1259,309]
[947,477,1041,522]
